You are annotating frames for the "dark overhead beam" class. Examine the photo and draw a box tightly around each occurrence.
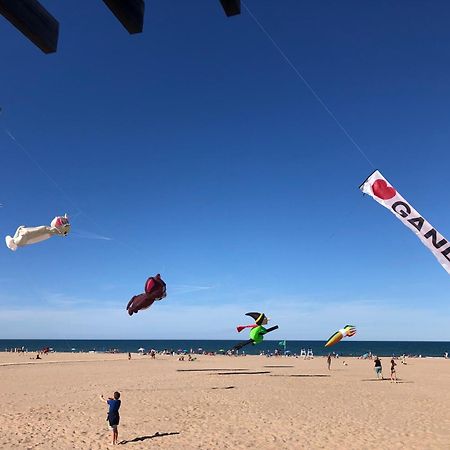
[219,0,240,17]
[0,0,59,53]
[102,0,145,34]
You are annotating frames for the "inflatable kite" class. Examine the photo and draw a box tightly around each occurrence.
[126,274,167,316]
[324,325,356,348]
[231,312,279,351]
[5,215,70,251]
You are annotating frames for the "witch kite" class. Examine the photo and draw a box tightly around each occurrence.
[231,312,279,351]
[126,274,167,316]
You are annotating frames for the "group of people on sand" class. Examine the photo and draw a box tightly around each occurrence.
[374,356,398,383]
[98,349,418,445]
[326,354,399,382]
[326,353,347,370]
[178,354,196,361]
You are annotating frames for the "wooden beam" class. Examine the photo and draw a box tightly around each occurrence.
[102,0,145,34]
[219,0,240,17]
[0,0,59,53]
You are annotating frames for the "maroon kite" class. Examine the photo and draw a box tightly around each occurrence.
[126,274,167,316]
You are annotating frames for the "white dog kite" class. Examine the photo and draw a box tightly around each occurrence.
[5,215,71,251]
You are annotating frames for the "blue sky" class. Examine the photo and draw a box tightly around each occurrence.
[0,1,449,340]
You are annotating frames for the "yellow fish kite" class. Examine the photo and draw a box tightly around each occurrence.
[325,325,356,347]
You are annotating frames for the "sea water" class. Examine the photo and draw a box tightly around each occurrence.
[1,339,448,357]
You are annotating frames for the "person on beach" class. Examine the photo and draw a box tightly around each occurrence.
[100,391,121,445]
[374,357,383,379]
[390,358,398,383]
[327,354,332,370]
[128,352,131,360]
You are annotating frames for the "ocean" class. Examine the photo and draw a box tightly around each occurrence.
[1,339,448,357]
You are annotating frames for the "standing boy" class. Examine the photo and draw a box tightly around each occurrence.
[100,391,121,445]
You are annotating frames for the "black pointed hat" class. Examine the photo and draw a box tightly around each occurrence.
[245,312,266,326]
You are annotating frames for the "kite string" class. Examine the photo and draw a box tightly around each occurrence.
[2,125,147,254]
[3,126,83,217]
[242,2,376,170]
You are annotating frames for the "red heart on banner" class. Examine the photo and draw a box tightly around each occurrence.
[372,179,397,200]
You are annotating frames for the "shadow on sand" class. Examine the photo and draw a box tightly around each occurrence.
[177,368,247,372]
[217,371,271,375]
[270,374,330,378]
[361,378,412,383]
[264,365,294,368]
[119,432,180,444]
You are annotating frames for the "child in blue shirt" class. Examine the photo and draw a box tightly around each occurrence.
[100,391,121,445]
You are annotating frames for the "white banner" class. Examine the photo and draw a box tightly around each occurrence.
[360,170,450,275]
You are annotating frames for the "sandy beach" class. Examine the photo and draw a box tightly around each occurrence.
[0,353,449,449]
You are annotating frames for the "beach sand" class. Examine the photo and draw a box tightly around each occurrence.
[0,352,449,449]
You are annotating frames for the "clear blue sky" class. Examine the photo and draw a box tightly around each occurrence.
[1,1,449,340]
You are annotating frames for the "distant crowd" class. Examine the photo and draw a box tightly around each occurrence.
[4,346,449,360]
